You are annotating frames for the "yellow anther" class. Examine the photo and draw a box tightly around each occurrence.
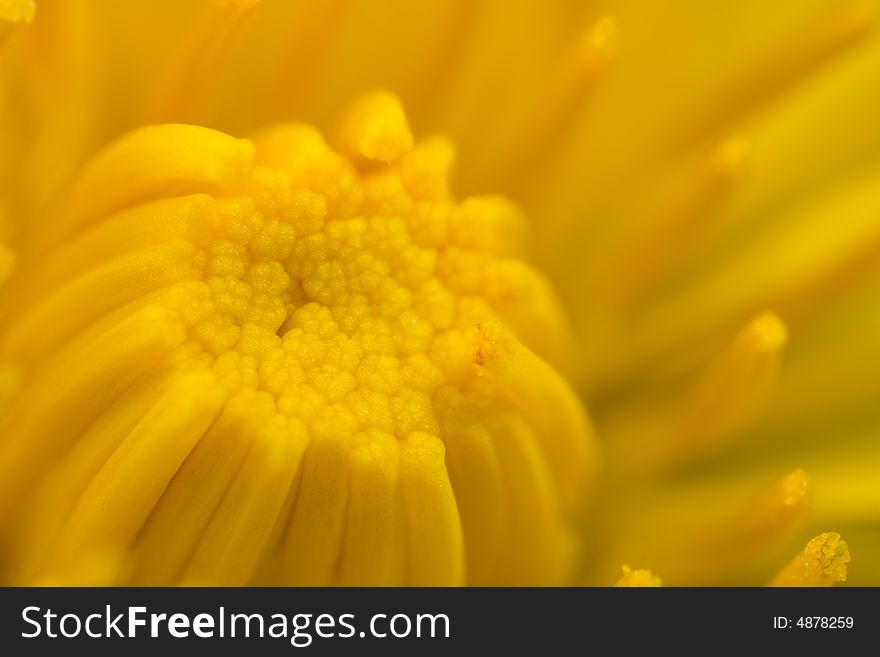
[633,469,813,585]
[336,90,414,164]
[616,565,662,587]
[690,469,812,564]
[769,532,850,586]
[631,311,787,471]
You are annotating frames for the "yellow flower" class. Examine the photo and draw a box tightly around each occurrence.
[0,100,595,586]
[1,0,877,585]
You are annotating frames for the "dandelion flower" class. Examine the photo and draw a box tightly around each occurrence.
[1,0,878,585]
[0,97,596,585]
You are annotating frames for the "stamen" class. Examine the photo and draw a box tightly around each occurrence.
[769,532,850,586]
[642,469,812,584]
[262,0,349,115]
[632,312,786,470]
[612,137,750,303]
[335,90,414,165]
[616,565,662,587]
[687,469,812,565]
[483,15,618,191]
[408,0,484,122]
[778,214,880,328]
[687,0,878,143]
[154,0,264,121]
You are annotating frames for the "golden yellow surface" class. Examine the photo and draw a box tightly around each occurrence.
[1,0,879,586]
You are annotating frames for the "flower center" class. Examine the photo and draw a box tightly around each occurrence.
[0,92,596,586]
